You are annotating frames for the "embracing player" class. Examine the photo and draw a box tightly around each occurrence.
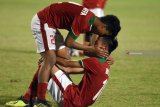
[71,0,108,56]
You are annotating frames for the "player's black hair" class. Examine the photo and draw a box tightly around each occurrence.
[109,38,118,53]
[101,36,118,54]
[100,15,121,38]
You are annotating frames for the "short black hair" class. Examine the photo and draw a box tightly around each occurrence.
[102,36,118,54]
[100,15,121,38]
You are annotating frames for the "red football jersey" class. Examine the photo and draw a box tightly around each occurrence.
[37,2,95,40]
[82,0,107,9]
[79,57,110,106]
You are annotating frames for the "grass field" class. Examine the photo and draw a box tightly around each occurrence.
[0,0,160,107]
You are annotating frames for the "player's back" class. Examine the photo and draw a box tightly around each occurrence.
[37,2,83,29]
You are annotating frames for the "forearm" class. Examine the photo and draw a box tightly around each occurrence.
[57,65,84,74]
[56,57,81,68]
[66,67,84,74]
[65,35,94,53]
[56,57,72,67]
[83,50,97,57]
[66,40,94,52]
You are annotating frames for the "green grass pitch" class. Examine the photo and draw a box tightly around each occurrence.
[0,0,160,107]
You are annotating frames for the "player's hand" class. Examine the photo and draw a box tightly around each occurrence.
[107,55,114,65]
[94,46,109,58]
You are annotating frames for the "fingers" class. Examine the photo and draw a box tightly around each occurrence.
[107,55,114,65]
[97,50,109,58]
[90,46,109,58]
[96,47,109,58]
[107,59,114,65]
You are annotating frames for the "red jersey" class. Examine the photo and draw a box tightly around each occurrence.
[79,57,110,106]
[56,57,110,107]
[37,2,95,40]
[82,0,107,9]
[62,57,110,107]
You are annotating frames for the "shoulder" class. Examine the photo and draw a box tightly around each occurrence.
[82,57,109,68]
[82,57,98,66]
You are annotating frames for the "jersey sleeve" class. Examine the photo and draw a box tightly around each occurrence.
[69,11,96,40]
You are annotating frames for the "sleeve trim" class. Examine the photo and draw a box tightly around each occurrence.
[88,16,96,25]
[78,60,84,67]
[69,28,78,40]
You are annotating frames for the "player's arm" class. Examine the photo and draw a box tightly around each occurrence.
[65,34,94,52]
[107,54,114,65]
[65,34,108,58]
[56,64,84,74]
[56,56,81,68]
[56,56,84,74]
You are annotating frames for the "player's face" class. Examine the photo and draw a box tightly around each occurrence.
[94,37,107,50]
[96,25,110,36]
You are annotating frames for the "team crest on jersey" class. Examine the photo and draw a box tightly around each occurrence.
[80,7,89,15]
